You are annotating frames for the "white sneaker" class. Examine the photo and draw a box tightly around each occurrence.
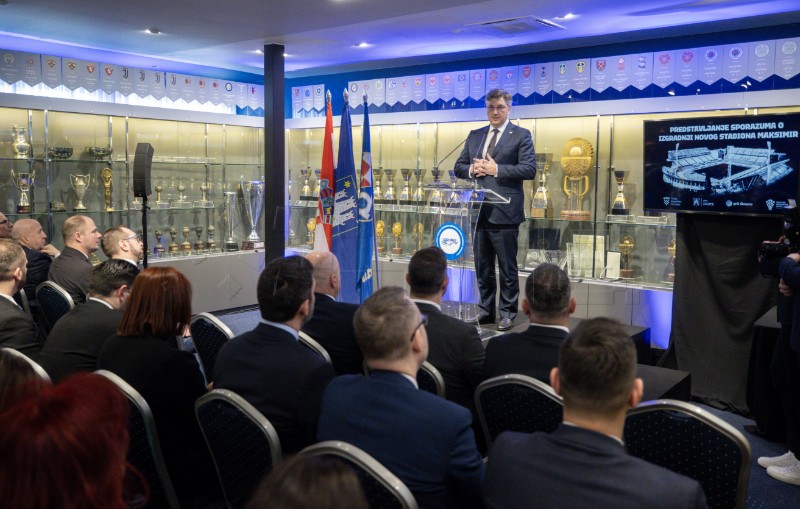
[757,451,799,469]
[767,463,800,485]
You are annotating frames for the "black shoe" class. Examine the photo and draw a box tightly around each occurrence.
[467,315,495,326]
[497,317,514,331]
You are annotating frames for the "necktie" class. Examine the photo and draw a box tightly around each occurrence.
[486,128,499,158]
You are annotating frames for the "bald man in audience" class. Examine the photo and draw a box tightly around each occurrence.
[48,215,102,303]
[301,251,363,374]
[101,225,143,271]
[12,218,60,303]
[0,212,13,238]
[0,239,45,360]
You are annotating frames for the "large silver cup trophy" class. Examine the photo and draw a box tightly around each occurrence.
[223,191,239,252]
[69,174,92,211]
[10,170,35,213]
[240,179,265,250]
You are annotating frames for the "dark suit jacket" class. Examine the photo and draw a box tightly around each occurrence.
[415,301,484,410]
[483,324,568,382]
[779,257,800,352]
[47,246,92,303]
[453,123,536,225]
[484,425,707,509]
[318,370,485,509]
[302,293,363,374]
[96,333,219,505]
[22,245,52,302]
[39,300,122,382]
[0,296,44,361]
[213,322,336,454]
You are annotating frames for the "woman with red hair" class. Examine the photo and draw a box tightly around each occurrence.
[96,266,221,508]
[0,372,132,509]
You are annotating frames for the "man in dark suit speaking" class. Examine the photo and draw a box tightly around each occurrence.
[454,89,536,331]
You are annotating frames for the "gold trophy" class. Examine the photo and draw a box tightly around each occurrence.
[391,222,403,255]
[194,181,214,208]
[11,125,30,159]
[10,170,35,213]
[154,181,170,209]
[313,168,322,199]
[100,167,113,211]
[619,235,636,279]
[69,173,92,211]
[414,223,424,253]
[168,227,179,255]
[611,169,630,215]
[206,225,217,252]
[429,168,443,203]
[154,229,165,257]
[300,167,313,200]
[383,169,396,201]
[181,226,192,254]
[560,138,594,221]
[373,168,383,201]
[306,217,316,246]
[194,226,205,252]
[376,220,386,254]
[530,153,553,218]
[399,168,412,202]
[412,169,427,203]
[667,239,677,283]
[173,179,191,209]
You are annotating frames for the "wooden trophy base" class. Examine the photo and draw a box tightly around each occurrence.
[530,207,553,219]
[391,247,403,255]
[620,269,635,279]
[560,210,591,221]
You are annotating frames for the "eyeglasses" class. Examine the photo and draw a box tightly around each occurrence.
[126,234,142,242]
[0,220,9,226]
[486,105,508,112]
[409,314,428,342]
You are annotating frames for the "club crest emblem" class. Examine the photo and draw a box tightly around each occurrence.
[3,53,13,65]
[681,51,694,63]
[225,82,233,91]
[576,61,586,73]
[429,76,436,86]
[664,197,671,206]
[658,53,671,65]
[488,70,498,82]
[86,64,95,74]
[104,65,114,77]
[47,59,56,69]
[558,63,567,75]
[67,61,77,71]
[596,60,606,71]
[617,57,625,71]
[704,49,718,62]
[350,83,358,92]
[185,78,192,87]
[140,71,146,81]
[729,47,743,60]
[522,66,531,77]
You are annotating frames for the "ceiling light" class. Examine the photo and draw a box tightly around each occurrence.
[146,28,161,35]
[256,49,264,54]
[355,42,370,48]
[554,13,575,20]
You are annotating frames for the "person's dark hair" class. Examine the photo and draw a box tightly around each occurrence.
[117,266,191,338]
[486,88,512,105]
[558,317,636,417]
[257,256,314,322]
[0,373,131,509]
[407,246,447,296]
[0,348,43,412]
[526,263,571,320]
[245,454,368,509]
[89,259,138,297]
[354,286,418,361]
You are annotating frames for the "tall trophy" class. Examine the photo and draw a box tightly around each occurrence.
[610,169,630,215]
[11,125,30,159]
[206,225,218,252]
[414,223,424,253]
[154,228,165,257]
[10,170,35,213]
[391,222,403,255]
[376,220,386,254]
[373,168,383,201]
[168,227,179,255]
[399,169,412,202]
[667,239,677,283]
[100,167,113,211]
[240,179,265,250]
[154,180,170,209]
[172,179,191,209]
[530,152,553,219]
[412,169,427,203]
[69,173,92,211]
[429,168,443,204]
[194,181,214,208]
[180,226,192,254]
[299,167,313,201]
[619,235,636,279]
[194,226,205,252]
[383,169,396,201]
[559,138,594,221]
[223,191,239,252]
[306,217,316,246]
[313,169,322,199]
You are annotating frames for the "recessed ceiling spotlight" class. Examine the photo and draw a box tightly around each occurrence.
[355,42,370,48]
[256,49,264,54]
[152,65,159,69]
[146,27,161,35]
[283,53,289,57]
[554,13,575,20]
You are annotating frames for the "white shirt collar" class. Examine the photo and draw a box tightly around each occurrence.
[410,298,441,311]
[259,318,299,340]
[88,296,115,309]
[529,322,570,334]
[401,372,419,389]
[0,293,20,308]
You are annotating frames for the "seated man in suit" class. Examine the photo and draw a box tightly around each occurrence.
[39,259,138,382]
[0,239,45,360]
[318,286,485,509]
[0,212,12,239]
[101,225,143,271]
[214,255,336,454]
[12,218,61,304]
[483,263,575,381]
[407,246,484,411]
[48,215,102,303]
[301,251,363,374]
[483,318,707,509]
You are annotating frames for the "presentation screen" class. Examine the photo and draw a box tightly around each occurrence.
[643,113,800,215]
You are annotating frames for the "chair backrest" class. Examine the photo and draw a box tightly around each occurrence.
[189,312,234,382]
[35,281,74,331]
[624,399,751,509]
[301,441,418,509]
[298,331,332,364]
[13,290,32,318]
[417,361,445,398]
[1,347,51,383]
[475,374,563,450]
[95,370,181,509]
[195,389,282,509]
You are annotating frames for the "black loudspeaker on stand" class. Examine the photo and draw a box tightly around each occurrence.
[133,143,154,268]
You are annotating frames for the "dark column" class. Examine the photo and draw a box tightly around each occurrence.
[263,43,285,261]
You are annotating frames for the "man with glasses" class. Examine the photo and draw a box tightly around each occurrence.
[0,212,13,238]
[318,286,485,509]
[454,88,536,331]
[101,225,143,271]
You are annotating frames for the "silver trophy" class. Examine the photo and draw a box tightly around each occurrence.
[383,169,396,201]
[10,170,35,213]
[11,125,30,159]
[69,173,92,211]
[412,168,427,202]
[399,168,411,201]
[373,168,383,201]
[223,191,239,252]
[240,179,265,250]
[430,168,443,203]
[313,168,322,200]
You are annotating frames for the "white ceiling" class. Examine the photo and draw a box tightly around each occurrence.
[0,0,798,81]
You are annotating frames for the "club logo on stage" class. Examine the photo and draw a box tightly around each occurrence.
[225,82,233,91]
[67,61,77,71]
[489,70,498,82]
[783,41,798,55]
[473,72,482,81]
[86,64,95,74]
[3,53,13,65]
[658,53,671,65]
[140,70,146,81]
[443,75,451,84]
[558,63,567,75]
[457,73,466,82]
[705,49,718,62]
[522,66,531,77]
[104,65,114,77]
[681,51,694,63]
[663,197,670,206]
[617,57,625,71]
[693,197,700,207]
[429,76,436,86]
[729,47,743,60]
[726,200,733,207]
[755,44,770,58]
[767,199,776,211]
[576,61,586,73]
[435,222,466,261]
[638,56,647,69]
[375,80,383,89]
[46,58,56,69]
[596,60,606,71]
[505,70,513,79]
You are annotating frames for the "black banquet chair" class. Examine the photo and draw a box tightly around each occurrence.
[301,440,418,509]
[195,389,282,509]
[96,369,181,509]
[417,361,446,398]
[189,312,235,382]
[298,331,333,364]
[474,374,563,450]
[624,399,752,509]
[1,347,51,383]
[35,281,75,332]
